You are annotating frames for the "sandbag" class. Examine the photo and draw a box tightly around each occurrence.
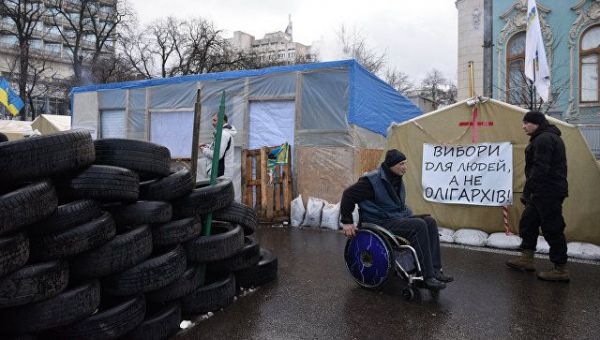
[453,229,488,247]
[438,227,455,243]
[486,232,521,250]
[321,202,340,230]
[290,195,305,227]
[567,242,600,260]
[301,197,324,228]
[536,236,550,254]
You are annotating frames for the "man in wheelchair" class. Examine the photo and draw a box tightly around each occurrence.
[340,149,453,291]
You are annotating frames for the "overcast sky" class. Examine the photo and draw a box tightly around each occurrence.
[128,0,458,83]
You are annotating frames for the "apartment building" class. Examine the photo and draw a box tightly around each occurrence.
[0,0,117,118]
[228,16,316,64]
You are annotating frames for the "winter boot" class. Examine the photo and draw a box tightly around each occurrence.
[537,264,570,282]
[506,249,535,272]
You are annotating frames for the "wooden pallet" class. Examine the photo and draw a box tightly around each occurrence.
[242,146,292,223]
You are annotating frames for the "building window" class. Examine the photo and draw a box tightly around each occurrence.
[580,25,600,103]
[30,39,43,50]
[506,31,526,105]
[44,42,62,55]
[0,34,18,46]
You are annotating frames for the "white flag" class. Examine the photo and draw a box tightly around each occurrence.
[525,0,550,102]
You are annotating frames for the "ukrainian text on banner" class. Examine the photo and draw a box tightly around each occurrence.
[421,143,513,206]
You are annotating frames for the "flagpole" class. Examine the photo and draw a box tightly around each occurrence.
[533,55,537,110]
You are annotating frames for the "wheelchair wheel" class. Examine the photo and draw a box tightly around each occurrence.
[344,229,394,289]
[402,287,415,301]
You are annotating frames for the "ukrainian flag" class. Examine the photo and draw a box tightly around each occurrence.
[0,77,24,116]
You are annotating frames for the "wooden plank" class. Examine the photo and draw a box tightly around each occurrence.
[274,165,281,211]
[242,149,250,207]
[283,160,291,214]
[260,147,268,217]
[190,89,202,183]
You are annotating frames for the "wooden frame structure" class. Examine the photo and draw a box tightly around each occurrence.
[242,146,292,223]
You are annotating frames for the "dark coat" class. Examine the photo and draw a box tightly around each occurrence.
[358,166,413,223]
[523,124,568,198]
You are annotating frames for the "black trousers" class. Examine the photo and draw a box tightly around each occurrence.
[519,196,567,265]
[378,216,441,278]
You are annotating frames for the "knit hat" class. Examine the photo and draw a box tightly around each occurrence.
[522,111,547,125]
[384,149,407,167]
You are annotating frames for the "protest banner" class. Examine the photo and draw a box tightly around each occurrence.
[422,143,513,206]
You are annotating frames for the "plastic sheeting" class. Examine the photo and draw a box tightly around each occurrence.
[98,89,125,110]
[100,109,125,138]
[150,82,197,110]
[71,60,422,148]
[248,100,295,149]
[300,70,348,131]
[128,89,146,140]
[72,91,98,138]
[150,111,194,158]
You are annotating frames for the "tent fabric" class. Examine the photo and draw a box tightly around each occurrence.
[31,114,71,134]
[0,120,32,140]
[71,60,422,142]
[385,98,600,245]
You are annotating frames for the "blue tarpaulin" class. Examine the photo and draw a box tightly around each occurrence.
[71,60,421,138]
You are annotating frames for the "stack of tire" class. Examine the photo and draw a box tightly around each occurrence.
[0,130,277,339]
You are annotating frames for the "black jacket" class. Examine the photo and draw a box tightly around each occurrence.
[523,124,568,198]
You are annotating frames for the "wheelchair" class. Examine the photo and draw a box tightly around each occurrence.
[344,222,424,300]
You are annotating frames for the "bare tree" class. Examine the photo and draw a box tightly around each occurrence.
[175,18,244,75]
[147,17,184,78]
[421,69,447,109]
[117,20,154,79]
[336,24,386,74]
[49,0,128,85]
[0,0,46,120]
[92,52,141,83]
[384,68,413,95]
[24,58,54,119]
[500,67,568,114]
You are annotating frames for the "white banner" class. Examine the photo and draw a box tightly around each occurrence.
[422,143,513,206]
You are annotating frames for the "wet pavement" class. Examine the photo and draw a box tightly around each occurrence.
[177,225,600,340]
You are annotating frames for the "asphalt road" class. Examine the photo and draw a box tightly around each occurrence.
[177,225,600,340]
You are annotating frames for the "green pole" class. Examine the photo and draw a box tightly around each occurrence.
[202,90,226,236]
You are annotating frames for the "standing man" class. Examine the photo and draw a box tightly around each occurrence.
[199,113,237,179]
[340,149,453,291]
[507,111,569,282]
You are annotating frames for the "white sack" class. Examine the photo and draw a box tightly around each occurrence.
[486,232,522,250]
[301,197,325,228]
[567,242,600,260]
[438,227,455,243]
[290,195,305,227]
[536,236,550,254]
[321,202,341,230]
[453,229,488,247]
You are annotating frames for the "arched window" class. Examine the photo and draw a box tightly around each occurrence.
[580,26,600,103]
[506,31,526,104]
